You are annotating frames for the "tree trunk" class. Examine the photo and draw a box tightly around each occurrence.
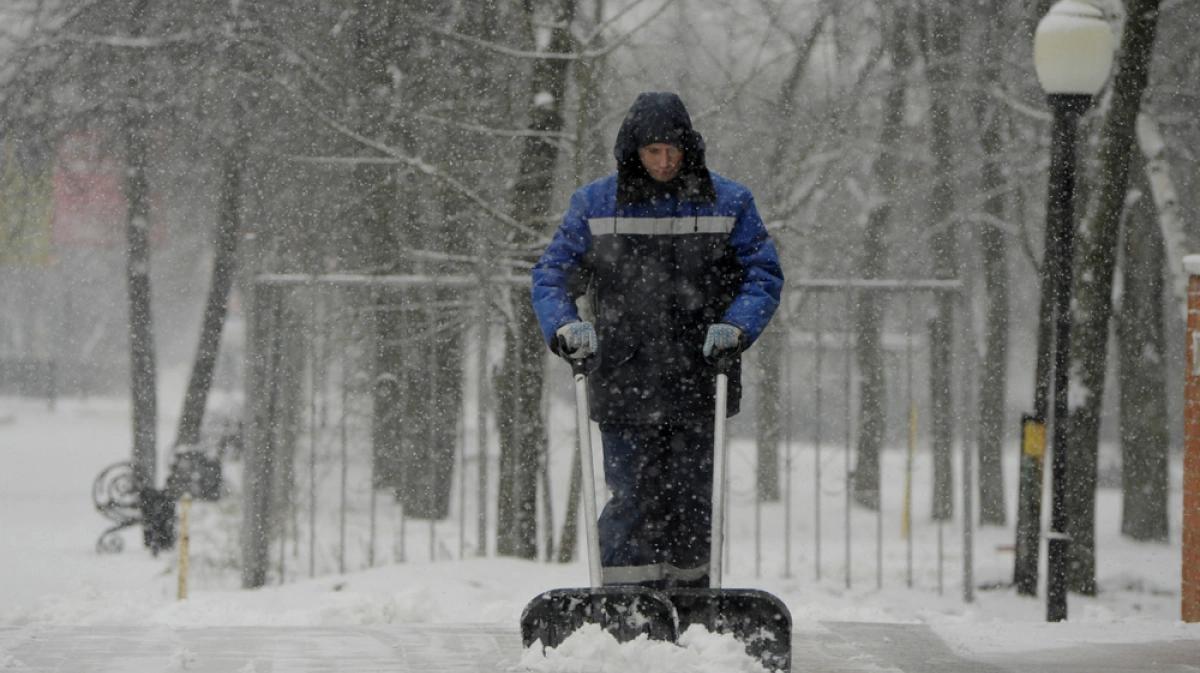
[852,5,911,511]
[1137,113,1189,328]
[1066,0,1163,595]
[347,3,455,519]
[1117,160,1169,542]
[922,2,962,521]
[557,447,582,563]
[274,309,305,555]
[1014,73,1062,593]
[496,0,575,559]
[366,184,405,498]
[456,0,505,559]
[174,57,249,449]
[756,326,782,502]
[240,283,281,588]
[973,0,1010,526]
[755,8,828,505]
[571,0,609,188]
[123,0,157,495]
[1028,0,1056,36]
[496,308,544,559]
[558,0,606,562]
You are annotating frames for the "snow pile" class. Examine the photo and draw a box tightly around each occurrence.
[0,580,491,628]
[1,583,161,626]
[1,648,25,670]
[165,647,198,670]
[517,624,769,673]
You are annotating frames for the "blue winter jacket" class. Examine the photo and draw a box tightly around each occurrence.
[531,172,783,425]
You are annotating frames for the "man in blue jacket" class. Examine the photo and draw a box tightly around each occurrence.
[531,92,783,589]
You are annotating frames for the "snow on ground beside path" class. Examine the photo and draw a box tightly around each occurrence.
[1,378,1199,665]
[926,614,1200,655]
[0,557,577,628]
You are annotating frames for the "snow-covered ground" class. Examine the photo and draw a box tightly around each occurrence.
[1,367,1197,671]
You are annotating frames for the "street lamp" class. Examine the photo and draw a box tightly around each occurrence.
[1032,0,1115,623]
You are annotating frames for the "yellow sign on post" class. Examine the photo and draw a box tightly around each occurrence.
[902,404,918,540]
[1022,419,1046,460]
[0,145,53,268]
[1183,256,1200,623]
[178,494,192,601]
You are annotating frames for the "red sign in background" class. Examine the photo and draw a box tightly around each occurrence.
[51,131,165,248]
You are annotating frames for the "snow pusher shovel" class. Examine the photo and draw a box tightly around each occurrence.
[520,357,679,651]
[663,356,792,672]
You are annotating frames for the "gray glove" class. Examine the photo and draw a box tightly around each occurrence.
[555,321,596,360]
[703,323,745,360]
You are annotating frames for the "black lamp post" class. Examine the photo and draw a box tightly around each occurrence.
[1032,0,1114,623]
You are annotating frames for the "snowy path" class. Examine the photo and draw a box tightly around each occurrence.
[0,624,515,672]
[2,622,1198,672]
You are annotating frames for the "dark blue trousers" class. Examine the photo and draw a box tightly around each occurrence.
[597,421,714,588]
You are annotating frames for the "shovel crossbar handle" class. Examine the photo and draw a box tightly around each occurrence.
[571,357,603,589]
[710,357,733,589]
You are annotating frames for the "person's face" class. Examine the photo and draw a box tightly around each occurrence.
[638,143,684,182]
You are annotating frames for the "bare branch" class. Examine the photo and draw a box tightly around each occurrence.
[990,84,1052,122]
[963,211,1022,237]
[239,33,339,96]
[572,0,660,45]
[426,0,676,61]
[412,112,575,144]
[690,47,798,124]
[274,78,540,241]
[1138,112,1189,321]
[27,0,111,33]
[267,154,407,166]
[400,247,531,271]
[41,29,204,48]
[775,8,833,109]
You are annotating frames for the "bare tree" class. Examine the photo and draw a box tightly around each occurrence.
[920,0,963,521]
[557,0,611,564]
[118,0,159,494]
[1067,0,1164,595]
[1116,158,1169,542]
[971,0,1013,526]
[173,14,252,451]
[496,0,576,560]
[852,1,913,511]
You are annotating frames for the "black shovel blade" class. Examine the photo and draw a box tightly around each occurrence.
[666,588,792,672]
[520,586,678,651]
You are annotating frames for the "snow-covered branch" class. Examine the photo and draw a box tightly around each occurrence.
[1137,112,1189,322]
[426,0,676,62]
[412,113,575,144]
[572,0,663,47]
[399,247,532,271]
[989,85,1053,123]
[239,33,339,96]
[41,29,206,49]
[278,79,541,241]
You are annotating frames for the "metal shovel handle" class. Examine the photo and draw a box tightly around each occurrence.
[569,357,603,588]
[710,356,733,589]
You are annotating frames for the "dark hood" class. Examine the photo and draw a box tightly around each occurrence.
[613,92,716,206]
